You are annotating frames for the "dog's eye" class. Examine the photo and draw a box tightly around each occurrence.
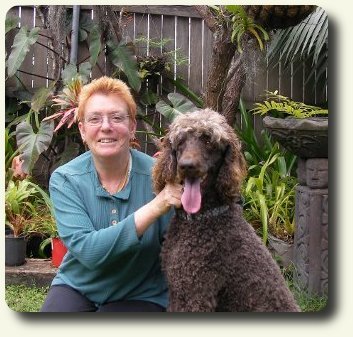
[201,135,211,144]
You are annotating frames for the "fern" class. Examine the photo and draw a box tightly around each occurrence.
[251,90,328,118]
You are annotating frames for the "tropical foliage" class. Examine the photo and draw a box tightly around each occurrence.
[5,179,53,237]
[209,5,269,53]
[226,5,269,52]
[5,7,198,176]
[242,145,297,244]
[266,7,328,86]
[42,76,83,132]
[251,90,328,118]
[235,99,297,244]
[156,92,200,123]
[5,7,141,176]
[235,98,297,175]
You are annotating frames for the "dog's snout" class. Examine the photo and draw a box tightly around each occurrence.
[179,157,197,172]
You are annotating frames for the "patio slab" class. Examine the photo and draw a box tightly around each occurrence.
[5,258,57,287]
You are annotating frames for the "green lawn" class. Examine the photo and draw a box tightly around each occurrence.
[5,280,327,312]
[5,284,49,312]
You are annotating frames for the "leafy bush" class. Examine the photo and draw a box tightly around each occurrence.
[232,99,298,244]
[242,144,297,244]
[235,98,297,175]
[5,179,53,237]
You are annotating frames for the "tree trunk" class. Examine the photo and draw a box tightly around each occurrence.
[194,5,317,126]
[203,29,237,115]
[194,6,241,126]
[221,56,246,126]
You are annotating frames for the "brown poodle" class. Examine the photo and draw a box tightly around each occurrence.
[153,108,300,312]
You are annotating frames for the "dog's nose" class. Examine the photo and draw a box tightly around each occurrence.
[178,158,197,174]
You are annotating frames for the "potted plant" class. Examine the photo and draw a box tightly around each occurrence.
[24,207,56,258]
[39,225,68,268]
[5,178,53,266]
[251,90,328,158]
[38,215,68,268]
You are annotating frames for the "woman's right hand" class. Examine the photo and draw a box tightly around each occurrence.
[152,183,183,215]
[134,183,183,237]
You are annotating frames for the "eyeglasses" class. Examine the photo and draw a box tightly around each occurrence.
[85,114,130,126]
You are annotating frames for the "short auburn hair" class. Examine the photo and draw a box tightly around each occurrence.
[77,76,137,122]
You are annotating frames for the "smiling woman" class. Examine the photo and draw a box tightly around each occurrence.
[40,76,183,312]
[78,92,135,179]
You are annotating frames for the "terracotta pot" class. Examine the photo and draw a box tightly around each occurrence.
[51,237,67,268]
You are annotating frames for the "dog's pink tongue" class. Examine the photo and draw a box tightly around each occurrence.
[181,178,201,214]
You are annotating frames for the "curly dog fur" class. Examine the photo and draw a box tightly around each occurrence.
[153,109,300,312]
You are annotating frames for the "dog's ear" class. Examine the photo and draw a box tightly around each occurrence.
[152,135,177,193]
[216,134,247,201]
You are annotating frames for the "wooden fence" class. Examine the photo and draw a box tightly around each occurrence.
[5,5,328,153]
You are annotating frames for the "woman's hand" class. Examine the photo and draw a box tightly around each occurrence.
[152,183,183,215]
[134,183,183,237]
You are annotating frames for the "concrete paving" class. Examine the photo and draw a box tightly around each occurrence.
[5,258,57,287]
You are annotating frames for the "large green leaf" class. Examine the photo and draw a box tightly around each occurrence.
[16,120,54,174]
[62,63,91,85]
[5,15,19,34]
[7,26,39,78]
[31,85,55,113]
[108,41,141,92]
[89,25,101,67]
[78,62,92,84]
[61,64,78,85]
[168,76,204,107]
[156,93,199,122]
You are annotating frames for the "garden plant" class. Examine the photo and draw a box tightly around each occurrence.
[4,5,328,310]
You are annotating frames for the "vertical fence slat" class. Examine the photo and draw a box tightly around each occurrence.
[175,16,189,87]
[18,6,35,91]
[303,55,317,105]
[33,8,50,89]
[90,8,106,79]
[121,10,135,41]
[76,9,92,74]
[279,59,291,98]
[134,13,148,55]
[291,60,304,102]
[189,18,203,97]
[202,21,213,92]
[161,14,176,94]
[5,7,20,92]
[266,61,280,96]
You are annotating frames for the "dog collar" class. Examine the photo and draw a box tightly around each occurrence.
[177,205,230,221]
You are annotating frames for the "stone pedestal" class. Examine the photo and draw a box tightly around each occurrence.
[293,158,328,296]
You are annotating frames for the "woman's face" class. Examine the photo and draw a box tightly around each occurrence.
[78,93,136,160]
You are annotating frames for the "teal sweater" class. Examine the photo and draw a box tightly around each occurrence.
[49,149,172,307]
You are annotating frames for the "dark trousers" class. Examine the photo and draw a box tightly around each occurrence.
[40,285,166,312]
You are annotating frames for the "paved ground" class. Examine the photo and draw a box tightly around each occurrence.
[5,258,57,287]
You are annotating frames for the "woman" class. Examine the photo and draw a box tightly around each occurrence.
[41,76,182,312]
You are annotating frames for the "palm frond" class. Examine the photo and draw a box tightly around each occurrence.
[267,7,328,86]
